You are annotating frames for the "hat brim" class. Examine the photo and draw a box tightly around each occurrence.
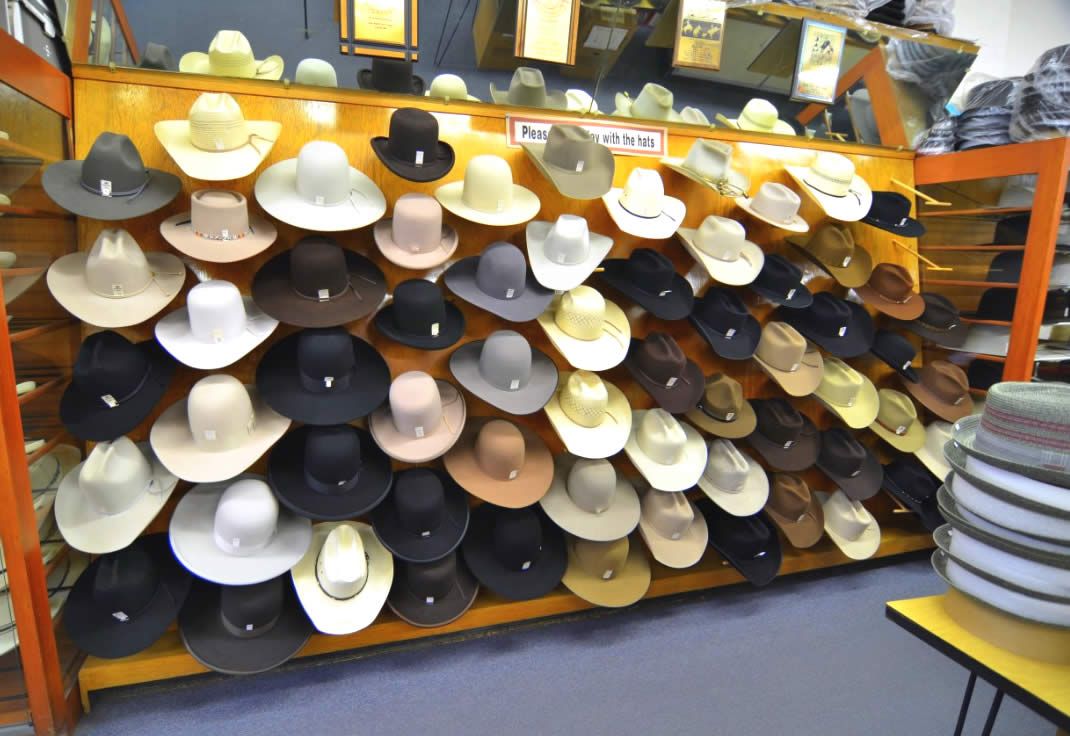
[0,551,88,656]
[685,399,757,439]
[388,560,480,627]
[689,311,762,361]
[461,504,566,600]
[750,281,813,309]
[268,426,394,520]
[444,418,553,508]
[937,480,1070,552]
[882,471,944,532]
[368,379,466,463]
[862,212,926,237]
[42,160,181,220]
[159,210,278,263]
[55,443,178,554]
[371,469,469,562]
[538,455,640,542]
[660,159,751,199]
[291,522,393,635]
[149,388,291,482]
[746,417,820,472]
[892,317,971,349]
[373,300,465,351]
[489,86,567,109]
[521,143,615,201]
[599,263,695,321]
[601,189,686,240]
[155,297,279,370]
[356,69,425,94]
[787,239,873,288]
[729,117,796,136]
[766,500,825,549]
[785,166,874,222]
[623,411,707,492]
[816,492,881,559]
[443,255,554,322]
[675,229,764,286]
[448,340,558,415]
[870,417,926,453]
[254,158,386,231]
[697,500,783,587]
[536,299,630,372]
[543,375,632,459]
[950,415,1070,494]
[434,180,541,227]
[251,248,387,328]
[47,251,185,328]
[179,52,285,80]
[370,137,455,183]
[63,534,190,659]
[60,339,176,442]
[817,448,882,501]
[813,376,880,428]
[179,578,312,676]
[562,536,651,607]
[754,351,824,398]
[169,474,312,585]
[424,90,480,102]
[697,456,769,516]
[913,432,952,481]
[638,501,708,569]
[904,380,975,423]
[871,342,920,382]
[623,343,704,414]
[855,284,925,320]
[526,221,614,291]
[776,302,875,359]
[3,253,49,305]
[255,332,390,425]
[372,219,459,270]
[735,196,810,233]
[154,120,282,181]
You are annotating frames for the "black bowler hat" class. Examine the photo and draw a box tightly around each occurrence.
[139,42,176,71]
[890,292,969,347]
[688,287,760,360]
[775,292,875,358]
[357,58,425,95]
[966,358,1003,390]
[972,287,1070,323]
[869,329,919,382]
[256,327,391,425]
[696,498,781,586]
[251,237,388,328]
[373,278,465,350]
[268,425,393,520]
[746,398,820,472]
[881,458,944,532]
[372,468,470,563]
[749,254,812,308]
[816,428,882,501]
[64,534,191,659]
[461,505,566,601]
[179,575,312,676]
[371,108,455,183]
[862,191,926,237]
[60,331,176,441]
[599,248,694,320]
[388,552,479,628]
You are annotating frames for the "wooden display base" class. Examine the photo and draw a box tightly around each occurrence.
[77,526,933,711]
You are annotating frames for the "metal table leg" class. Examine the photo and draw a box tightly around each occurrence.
[954,673,978,736]
[980,690,1005,736]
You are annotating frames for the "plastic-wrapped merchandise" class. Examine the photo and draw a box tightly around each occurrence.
[915,117,956,156]
[904,0,954,36]
[1010,44,1070,143]
[867,0,905,26]
[887,39,974,124]
[965,78,1022,111]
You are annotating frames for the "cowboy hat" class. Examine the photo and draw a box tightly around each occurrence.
[786,152,873,222]
[444,243,554,322]
[688,288,761,361]
[612,83,682,121]
[661,139,750,198]
[426,73,480,102]
[637,489,708,569]
[727,98,795,135]
[869,328,919,382]
[746,399,820,472]
[869,388,925,452]
[748,254,812,309]
[787,224,872,288]
[539,456,640,542]
[696,499,782,586]
[444,418,553,508]
[521,125,615,200]
[676,216,763,286]
[371,468,470,563]
[543,371,631,459]
[889,293,969,348]
[562,535,651,608]
[813,357,880,428]
[623,333,704,414]
[862,191,925,237]
[752,322,824,397]
[179,30,283,79]
[159,189,278,263]
[601,168,685,239]
[526,215,614,290]
[371,108,455,183]
[816,427,882,502]
[765,473,824,549]
[774,293,875,359]
[816,491,881,560]
[435,155,541,226]
[599,249,694,320]
[913,420,953,480]
[697,439,769,517]
[368,371,466,463]
[461,504,566,601]
[139,42,175,71]
[489,67,566,109]
[736,182,809,233]
[905,360,974,422]
[685,374,756,438]
[358,58,424,94]
[855,263,925,320]
[882,458,944,532]
[294,58,337,87]
[536,287,630,372]
[388,553,479,628]
[449,330,558,415]
[373,193,459,270]
[624,409,707,492]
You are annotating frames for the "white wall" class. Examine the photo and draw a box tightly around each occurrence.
[953,0,1070,78]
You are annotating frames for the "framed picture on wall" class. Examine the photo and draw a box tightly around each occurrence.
[672,0,727,72]
[341,0,419,60]
[515,0,581,66]
[791,18,847,104]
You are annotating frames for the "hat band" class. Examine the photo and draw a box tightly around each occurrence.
[220,608,280,639]
[803,177,863,204]
[633,359,690,393]
[876,415,911,436]
[298,367,353,393]
[304,465,362,496]
[192,130,275,156]
[80,172,152,200]
[214,526,273,558]
[293,275,375,303]
[173,216,254,241]
[91,364,152,410]
[619,198,674,222]
[696,400,736,424]
[315,546,368,601]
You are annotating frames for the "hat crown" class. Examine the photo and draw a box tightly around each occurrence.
[387,108,441,166]
[824,491,872,540]
[637,409,687,466]
[704,439,750,492]
[478,330,533,392]
[79,437,153,515]
[72,331,150,402]
[84,229,153,299]
[207,30,255,73]
[543,126,598,173]
[92,544,159,619]
[644,490,694,539]
[297,328,356,393]
[220,576,284,637]
[189,189,252,240]
[573,537,629,580]
[404,553,459,599]
[886,459,938,501]
[755,253,803,299]
[873,329,916,372]
[507,67,549,106]
[475,420,526,482]
[971,383,1070,468]
[819,427,866,477]
[186,280,248,344]
[187,375,257,451]
[475,242,527,299]
[619,169,665,218]
[755,399,804,446]
[694,288,750,335]
[920,293,961,330]
[212,479,278,556]
[80,132,149,196]
[805,225,855,267]
[925,421,953,459]
[187,93,248,151]
[461,155,515,213]
[317,523,368,600]
[428,74,469,100]
[567,459,617,514]
[555,286,608,340]
[632,83,674,119]
[389,371,444,439]
[694,216,747,260]
[682,139,732,180]
[493,508,544,570]
[869,263,915,302]
[294,58,338,86]
[819,357,865,407]
[750,183,801,223]
[700,374,744,421]
[807,293,854,339]
[636,332,686,386]
[289,237,350,301]
[870,191,913,224]
[806,152,855,196]
[626,248,676,295]
[876,389,917,435]
[560,371,610,428]
[369,58,416,93]
[295,141,352,207]
[756,322,807,373]
[394,469,445,535]
[769,473,811,520]
[921,360,969,404]
[303,425,362,494]
[543,214,591,266]
[739,98,779,131]
[140,42,174,71]
[710,510,772,558]
[391,193,445,254]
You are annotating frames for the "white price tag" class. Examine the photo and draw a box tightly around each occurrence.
[318,288,330,301]
[100,179,112,197]
[505,288,515,299]
[725,412,735,421]
[895,425,907,435]
[245,623,254,631]
[420,530,431,538]
[510,379,521,390]
[221,228,230,240]
[431,322,440,337]
[414,425,425,438]
[786,289,797,300]
[842,256,852,267]
[414,150,425,167]
[111,284,125,297]
[101,394,119,408]
[425,596,435,605]
[658,290,672,297]
[783,440,795,449]
[111,611,129,622]
[602,569,614,580]
[575,160,585,173]
[204,429,217,441]
[521,560,532,571]
[725,328,736,339]
[666,377,678,388]
[324,376,334,388]
[315,195,325,205]
[508,469,519,480]
[837,325,848,337]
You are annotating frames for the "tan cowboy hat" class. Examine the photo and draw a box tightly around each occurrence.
[752,322,823,397]
[561,535,651,607]
[368,372,466,464]
[787,224,872,288]
[685,374,756,439]
[727,99,796,135]
[543,371,632,460]
[179,30,283,80]
[869,388,926,452]
[636,489,708,569]
[697,439,769,517]
[443,418,553,508]
[434,155,541,227]
[536,287,630,372]
[765,473,824,549]
[539,456,640,542]
[160,190,277,263]
[813,357,879,429]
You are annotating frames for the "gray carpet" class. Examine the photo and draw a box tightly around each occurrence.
[74,555,1050,736]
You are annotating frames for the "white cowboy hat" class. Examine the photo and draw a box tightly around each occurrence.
[425,73,480,102]
[624,409,707,492]
[696,439,769,517]
[543,371,632,460]
[736,182,810,233]
[675,216,763,285]
[727,99,796,136]
[434,154,540,227]
[539,456,640,542]
[613,83,682,121]
[661,139,751,198]
[914,420,953,480]
[179,30,283,80]
[816,491,881,560]
[786,152,873,222]
[526,215,613,291]
[602,168,685,239]
[536,287,630,372]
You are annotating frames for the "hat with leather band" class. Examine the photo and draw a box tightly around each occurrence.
[696,498,782,586]
[624,409,707,492]
[369,372,466,464]
[602,169,686,240]
[813,357,879,428]
[623,332,704,414]
[749,254,812,309]
[775,292,875,359]
[449,330,558,416]
[388,553,479,628]
[785,152,873,222]
[561,535,651,608]
[160,189,278,263]
[661,139,750,198]
[536,286,631,372]
[881,458,944,532]
[869,388,925,452]
[891,292,969,348]
[869,328,919,382]
[539,456,640,542]
[746,398,820,472]
[905,360,974,422]
[688,287,761,360]
[752,322,823,397]
[543,371,632,460]
[373,278,466,351]
[816,427,882,501]
[373,193,459,270]
[444,242,554,322]
[685,373,756,438]
[697,439,769,517]
[521,125,615,200]
[371,108,455,183]
[461,505,566,601]
[676,216,764,286]
[816,490,881,560]
[371,468,469,563]
[856,263,925,320]
[787,224,872,288]
[599,248,694,320]
[765,473,824,549]
[526,215,614,291]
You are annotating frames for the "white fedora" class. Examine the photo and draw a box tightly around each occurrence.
[602,168,686,239]
[169,475,311,586]
[543,371,632,459]
[727,99,795,136]
[154,93,281,181]
[47,228,185,328]
[155,280,279,370]
[675,216,763,285]
[539,456,640,542]
[294,58,338,87]
[526,215,613,291]
[434,154,541,226]
[150,374,291,482]
[159,189,278,263]
[179,30,283,80]
[816,490,881,560]
[786,152,873,222]
[291,521,393,635]
[637,488,708,569]
[661,139,750,198]
[254,141,386,232]
[914,420,952,480]
[536,286,630,371]
[613,83,682,121]
[736,182,810,233]
[624,409,707,492]
[426,73,480,102]
[696,439,769,517]
[55,438,177,554]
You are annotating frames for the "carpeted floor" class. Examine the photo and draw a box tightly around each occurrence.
[74,554,1049,735]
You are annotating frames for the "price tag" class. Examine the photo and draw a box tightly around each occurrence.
[324,376,335,388]
[101,394,119,408]
[221,228,230,240]
[575,160,585,173]
[783,440,795,449]
[414,425,425,438]
[521,560,532,571]
[315,195,325,205]
[505,288,515,299]
[111,284,125,297]
[420,530,431,538]
[895,425,907,436]
[842,256,852,267]
[658,290,672,297]
[508,469,519,480]
[100,179,112,197]
[204,429,217,441]
[725,412,735,421]
[431,322,440,337]
[425,596,435,605]
[666,377,678,388]
[786,288,797,300]
[725,328,736,339]
[111,611,130,622]
[838,325,848,337]
[414,150,425,167]
[318,289,330,301]
[510,379,521,390]
[602,569,614,580]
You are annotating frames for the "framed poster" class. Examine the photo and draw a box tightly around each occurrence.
[340,0,418,60]
[672,0,726,71]
[515,0,581,66]
[791,18,847,104]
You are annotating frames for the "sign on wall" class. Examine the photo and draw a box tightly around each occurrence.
[506,115,668,157]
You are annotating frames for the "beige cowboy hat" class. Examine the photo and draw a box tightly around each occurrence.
[179,30,283,80]
[543,371,632,460]
[368,372,467,464]
[536,287,630,372]
[869,388,925,452]
[816,491,881,560]
[727,98,796,136]
[539,455,640,542]
[562,535,651,608]
[813,357,879,429]
[636,489,708,569]
[752,322,823,397]
[624,409,707,492]
[159,190,278,263]
[435,154,541,227]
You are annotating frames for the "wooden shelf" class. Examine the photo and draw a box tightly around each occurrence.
[16,377,66,407]
[0,138,52,166]
[8,318,75,344]
[77,525,934,711]
[918,245,1024,252]
[0,204,68,219]
[918,207,1031,219]
[961,318,1012,327]
[923,279,1016,288]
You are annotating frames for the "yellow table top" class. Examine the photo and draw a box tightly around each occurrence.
[887,595,1070,721]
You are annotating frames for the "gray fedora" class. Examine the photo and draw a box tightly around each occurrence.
[449,330,558,415]
[444,242,554,322]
